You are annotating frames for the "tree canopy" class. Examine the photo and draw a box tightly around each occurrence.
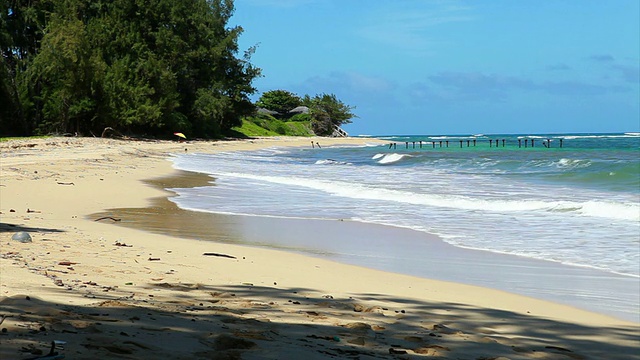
[303,93,356,136]
[256,89,356,136]
[255,89,301,115]
[1,0,261,138]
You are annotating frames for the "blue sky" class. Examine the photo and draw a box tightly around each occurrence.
[230,1,639,136]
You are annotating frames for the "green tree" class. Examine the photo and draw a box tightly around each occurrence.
[1,0,52,135]
[303,93,356,135]
[256,89,302,115]
[2,0,261,137]
[23,0,96,134]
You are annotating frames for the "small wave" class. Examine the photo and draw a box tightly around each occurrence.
[315,159,350,165]
[554,158,592,169]
[372,153,384,160]
[624,132,640,137]
[377,153,410,164]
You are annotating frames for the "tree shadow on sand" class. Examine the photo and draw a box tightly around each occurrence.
[1,282,638,360]
[0,222,65,234]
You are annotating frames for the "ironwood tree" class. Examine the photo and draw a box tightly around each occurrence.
[0,0,261,138]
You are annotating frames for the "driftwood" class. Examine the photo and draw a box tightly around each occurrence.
[94,216,121,222]
[58,261,78,266]
[202,252,236,259]
[56,182,75,185]
[101,127,125,138]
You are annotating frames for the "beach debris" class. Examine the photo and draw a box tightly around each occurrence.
[114,241,132,247]
[94,216,121,222]
[148,257,161,261]
[202,252,236,259]
[11,231,32,243]
[27,208,41,213]
[57,261,77,266]
[56,182,74,185]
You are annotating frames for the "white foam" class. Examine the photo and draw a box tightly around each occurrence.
[377,153,409,164]
[554,158,591,169]
[578,201,640,222]
[209,171,639,222]
[561,134,640,139]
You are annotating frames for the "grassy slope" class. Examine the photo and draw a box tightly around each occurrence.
[231,118,314,138]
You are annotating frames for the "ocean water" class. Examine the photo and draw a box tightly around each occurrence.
[168,133,640,318]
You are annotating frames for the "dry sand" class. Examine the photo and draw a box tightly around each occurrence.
[1,136,638,360]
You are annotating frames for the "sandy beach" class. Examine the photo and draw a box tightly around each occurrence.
[1,136,638,359]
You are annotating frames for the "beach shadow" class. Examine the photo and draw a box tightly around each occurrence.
[0,222,65,234]
[2,282,638,360]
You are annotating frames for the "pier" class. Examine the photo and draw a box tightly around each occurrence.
[387,137,565,150]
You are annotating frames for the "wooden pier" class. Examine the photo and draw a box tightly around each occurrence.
[387,138,564,150]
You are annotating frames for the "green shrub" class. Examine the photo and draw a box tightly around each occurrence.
[288,113,311,122]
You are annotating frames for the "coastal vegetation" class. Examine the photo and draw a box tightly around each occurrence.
[234,90,356,137]
[0,1,356,139]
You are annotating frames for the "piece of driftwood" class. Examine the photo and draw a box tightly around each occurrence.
[101,126,124,138]
[94,216,121,222]
[56,182,75,185]
[202,252,236,259]
[58,261,78,266]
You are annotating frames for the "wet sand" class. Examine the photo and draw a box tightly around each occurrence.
[94,171,640,323]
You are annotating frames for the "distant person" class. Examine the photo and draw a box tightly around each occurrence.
[311,141,315,148]
[316,142,321,148]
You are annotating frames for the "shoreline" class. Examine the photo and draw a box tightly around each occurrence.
[1,137,639,359]
[94,169,640,322]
